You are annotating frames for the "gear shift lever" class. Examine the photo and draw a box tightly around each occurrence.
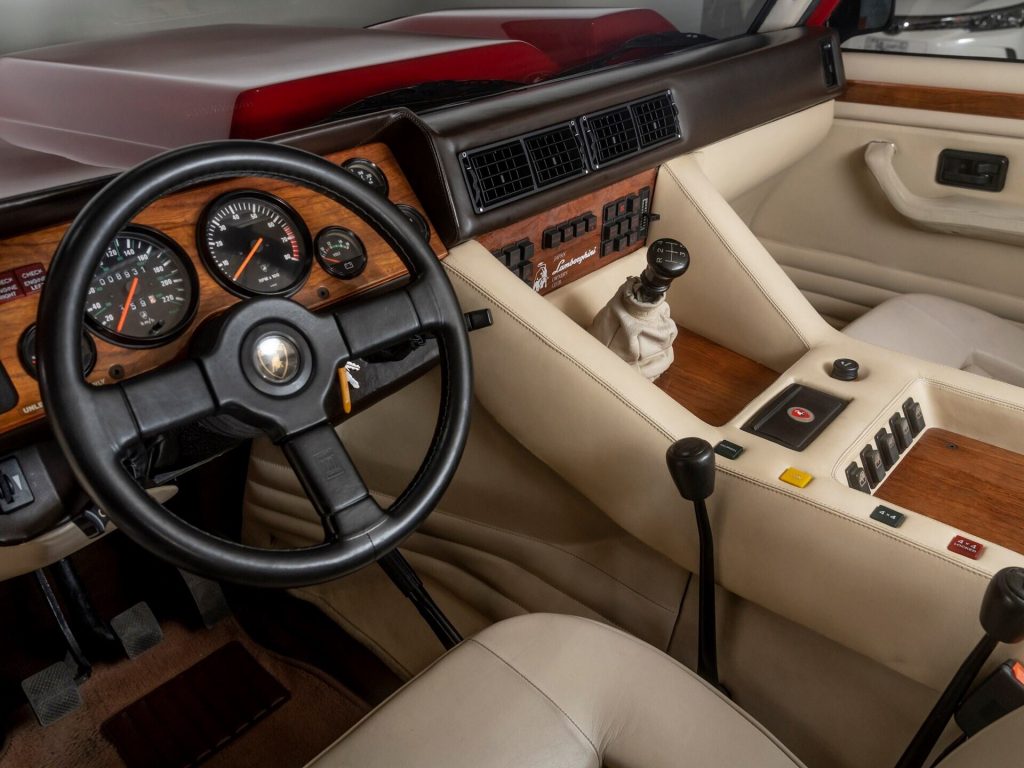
[895,567,1024,768]
[589,238,690,381]
[667,437,725,692]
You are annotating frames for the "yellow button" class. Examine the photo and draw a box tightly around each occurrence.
[779,467,813,488]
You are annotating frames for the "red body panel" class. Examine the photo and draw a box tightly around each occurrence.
[374,9,677,70]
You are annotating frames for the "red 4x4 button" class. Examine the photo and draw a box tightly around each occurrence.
[948,535,984,560]
[787,406,815,423]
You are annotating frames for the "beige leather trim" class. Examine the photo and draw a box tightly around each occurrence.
[842,51,1024,94]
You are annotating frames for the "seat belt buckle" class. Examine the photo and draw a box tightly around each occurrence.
[955,659,1024,737]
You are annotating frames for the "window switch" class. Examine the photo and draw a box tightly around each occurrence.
[542,227,561,249]
[860,445,886,487]
[875,429,900,470]
[846,462,871,494]
[903,398,926,436]
[889,413,913,452]
[0,456,33,514]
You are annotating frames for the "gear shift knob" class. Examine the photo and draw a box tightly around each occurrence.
[637,238,690,303]
[980,567,1024,644]
[666,437,715,502]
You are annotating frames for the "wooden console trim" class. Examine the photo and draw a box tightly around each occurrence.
[840,80,1024,121]
[477,168,658,296]
[654,326,778,427]
[0,142,444,437]
[876,428,1024,556]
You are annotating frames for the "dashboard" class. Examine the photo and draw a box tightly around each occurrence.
[0,143,445,437]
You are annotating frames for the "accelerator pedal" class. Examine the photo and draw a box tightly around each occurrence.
[21,656,82,727]
[110,602,163,659]
[178,569,231,628]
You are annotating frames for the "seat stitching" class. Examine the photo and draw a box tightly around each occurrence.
[445,262,990,580]
[467,639,603,764]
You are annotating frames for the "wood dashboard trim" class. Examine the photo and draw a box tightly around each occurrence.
[0,143,445,437]
[840,80,1024,120]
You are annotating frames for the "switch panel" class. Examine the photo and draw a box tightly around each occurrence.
[542,212,596,249]
[491,239,536,285]
[599,187,652,258]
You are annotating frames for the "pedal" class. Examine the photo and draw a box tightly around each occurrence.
[110,602,163,659]
[21,656,82,727]
[178,569,231,628]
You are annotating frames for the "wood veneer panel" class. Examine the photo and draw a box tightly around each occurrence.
[876,428,1024,555]
[654,326,778,427]
[0,142,445,436]
[841,80,1024,120]
[477,169,658,296]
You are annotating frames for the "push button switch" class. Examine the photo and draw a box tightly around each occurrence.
[713,440,744,460]
[871,505,906,528]
[949,535,984,560]
[0,456,33,514]
[779,467,813,488]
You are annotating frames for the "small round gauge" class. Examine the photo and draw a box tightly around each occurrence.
[199,192,311,297]
[341,158,389,197]
[19,324,96,379]
[85,227,198,347]
[396,204,431,244]
[316,227,367,280]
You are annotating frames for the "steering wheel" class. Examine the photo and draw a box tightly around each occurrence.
[37,141,472,588]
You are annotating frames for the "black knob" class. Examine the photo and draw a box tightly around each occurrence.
[831,358,860,382]
[980,567,1024,644]
[666,437,715,502]
[637,239,690,303]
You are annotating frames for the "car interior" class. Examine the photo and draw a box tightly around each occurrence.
[2,2,1024,767]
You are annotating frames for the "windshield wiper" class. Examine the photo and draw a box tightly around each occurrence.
[323,79,525,121]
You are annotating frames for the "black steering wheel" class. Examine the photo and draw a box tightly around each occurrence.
[37,141,472,588]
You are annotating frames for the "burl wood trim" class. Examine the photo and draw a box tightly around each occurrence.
[654,326,778,427]
[876,428,1024,555]
[0,142,445,436]
[841,80,1024,121]
[477,169,658,296]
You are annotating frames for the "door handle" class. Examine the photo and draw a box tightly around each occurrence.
[865,141,1024,247]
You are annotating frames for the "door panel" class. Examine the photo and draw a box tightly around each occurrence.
[736,52,1024,328]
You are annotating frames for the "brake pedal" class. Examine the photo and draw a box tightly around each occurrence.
[110,602,163,659]
[21,657,82,727]
[178,569,231,628]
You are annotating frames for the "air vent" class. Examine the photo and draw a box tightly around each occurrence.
[461,140,535,212]
[631,92,680,149]
[524,122,588,188]
[580,106,639,168]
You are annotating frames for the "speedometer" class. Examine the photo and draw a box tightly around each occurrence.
[198,191,311,297]
[85,227,197,347]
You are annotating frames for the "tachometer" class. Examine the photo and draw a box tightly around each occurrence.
[198,191,311,297]
[85,227,198,347]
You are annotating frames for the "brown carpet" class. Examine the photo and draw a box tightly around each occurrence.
[1,617,368,768]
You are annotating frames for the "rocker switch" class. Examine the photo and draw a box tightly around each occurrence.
[889,413,913,452]
[860,445,886,487]
[875,429,900,470]
[903,398,926,436]
[846,462,871,494]
[0,456,33,514]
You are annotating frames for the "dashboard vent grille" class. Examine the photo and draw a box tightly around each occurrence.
[581,106,639,168]
[632,92,680,148]
[461,140,535,211]
[524,123,587,188]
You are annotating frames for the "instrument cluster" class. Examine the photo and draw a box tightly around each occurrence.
[85,157,428,349]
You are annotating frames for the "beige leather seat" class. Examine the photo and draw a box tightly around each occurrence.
[306,613,804,767]
[845,294,1024,387]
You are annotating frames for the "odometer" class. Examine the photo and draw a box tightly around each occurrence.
[85,227,197,347]
[199,192,311,297]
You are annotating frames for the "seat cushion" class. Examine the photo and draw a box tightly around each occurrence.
[306,613,803,767]
[844,294,1024,387]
